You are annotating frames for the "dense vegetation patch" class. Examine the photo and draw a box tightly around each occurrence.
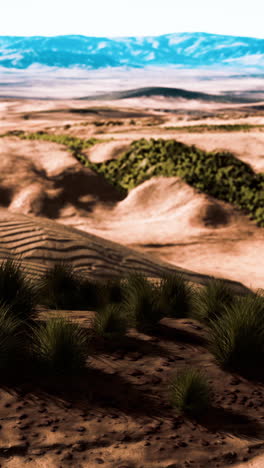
[2,132,263,225]
[93,138,264,226]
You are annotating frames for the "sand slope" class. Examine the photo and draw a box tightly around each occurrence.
[0,207,252,296]
[0,136,262,292]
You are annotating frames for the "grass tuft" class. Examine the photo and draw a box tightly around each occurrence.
[36,262,83,310]
[169,367,212,417]
[190,277,238,326]
[91,302,128,339]
[207,290,264,376]
[32,316,89,375]
[0,303,24,371]
[122,272,165,333]
[36,262,104,311]
[100,277,127,305]
[0,258,38,322]
[158,272,196,318]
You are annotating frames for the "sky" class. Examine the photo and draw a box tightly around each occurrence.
[1,0,264,39]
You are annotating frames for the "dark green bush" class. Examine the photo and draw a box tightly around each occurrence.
[169,367,212,417]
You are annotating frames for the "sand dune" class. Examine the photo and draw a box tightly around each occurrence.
[70,176,263,290]
[0,137,123,218]
[0,136,262,291]
[0,207,252,296]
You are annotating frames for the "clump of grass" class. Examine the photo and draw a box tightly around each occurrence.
[36,262,82,310]
[158,272,196,319]
[32,316,89,375]
[101,277,127,305]
[0,304,23,371]
[190,277,238,326]
[169,367,212,417]
[37,262,107,311]
[207,290,264,377]
[122,272,165,333]
[91,303,128,339]
[0,258,38,322]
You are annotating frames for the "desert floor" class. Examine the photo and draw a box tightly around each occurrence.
[0,91,263,467]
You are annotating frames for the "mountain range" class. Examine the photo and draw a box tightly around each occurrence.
[82,86,259,102]
[0,32,264,70]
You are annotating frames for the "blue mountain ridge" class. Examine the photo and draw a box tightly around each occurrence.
[0,32,264,69]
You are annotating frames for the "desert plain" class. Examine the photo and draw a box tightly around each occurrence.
[0,71,264,467]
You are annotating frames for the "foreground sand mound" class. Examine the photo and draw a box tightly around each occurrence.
[72,177,263,291]
[112,176,233,228]
[88,176,253,243]
[0,208,251,295]
[0,137,123,217]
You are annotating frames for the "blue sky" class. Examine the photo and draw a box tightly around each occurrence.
[1,0,264,38]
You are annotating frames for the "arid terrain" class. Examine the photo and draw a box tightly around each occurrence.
[0,83,264,467]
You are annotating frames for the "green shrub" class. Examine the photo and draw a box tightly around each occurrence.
[0,304,23,371]
[0,258,38,322]
[190,277,238,325]
[158,272,195,318]
[122,272,165,333]
[169,367,212,417]
[207,291,264,375]
[91,303,128,339]
[32,316,89,375]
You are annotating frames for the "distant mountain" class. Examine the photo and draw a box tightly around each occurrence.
[82,86,256,102]
[0,32,264,70]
